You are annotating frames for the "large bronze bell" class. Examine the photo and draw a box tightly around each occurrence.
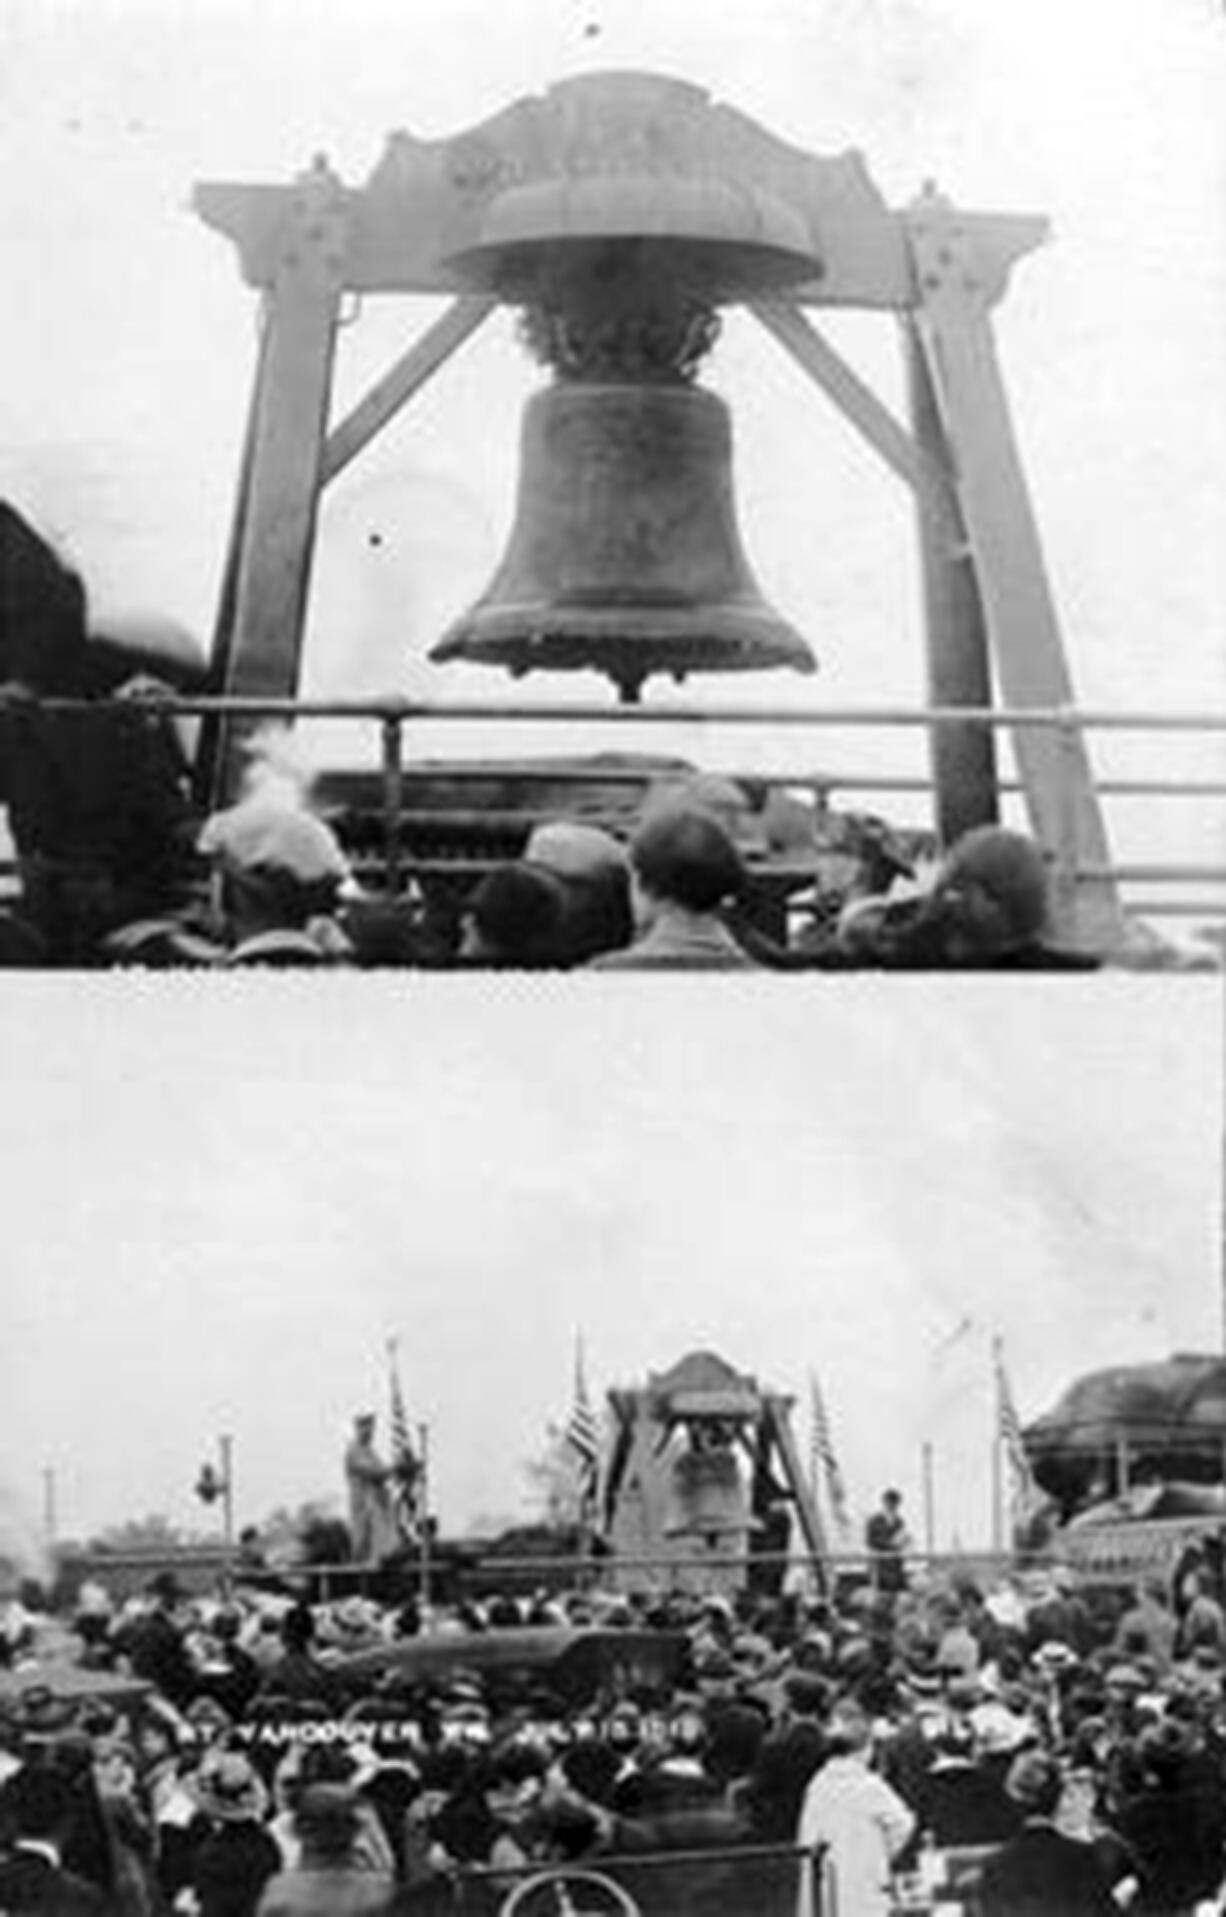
[431,377,815,702]
[663,1430,750,1542]
[430,223,817,702]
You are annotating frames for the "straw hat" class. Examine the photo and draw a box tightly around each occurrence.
[193,1751,269,1824]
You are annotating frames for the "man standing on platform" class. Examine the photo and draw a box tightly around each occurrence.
[865,1489,910,1596]
[344,1414,397,1565]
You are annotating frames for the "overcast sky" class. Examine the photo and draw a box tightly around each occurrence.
[0,0,1223,870]
[1,980,1219,1563]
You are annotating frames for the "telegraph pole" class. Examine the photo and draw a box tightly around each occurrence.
[196,1435,235,1589]
[921,1442,936,1556]
[219,1434,235,1574]
[42,1467,57,1549]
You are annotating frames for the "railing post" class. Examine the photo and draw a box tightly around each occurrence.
[1050,707,1082,941]
[380,714,404,896]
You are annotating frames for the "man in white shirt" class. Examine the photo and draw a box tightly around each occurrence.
[797,1701,915,1917]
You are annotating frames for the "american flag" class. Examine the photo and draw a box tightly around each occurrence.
[809,1370,851,1536]
[564,1337,600,1510]
[994,1339,1034,1501]
[387,1339,421,1538]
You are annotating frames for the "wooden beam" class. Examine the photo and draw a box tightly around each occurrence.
[903,313,999,843]
[906,206,1123,948]
[217,166,349,796]
[752,298,934,494]
[321,296,496,485]
[764,1394,829,1593]
[195,320,268,808]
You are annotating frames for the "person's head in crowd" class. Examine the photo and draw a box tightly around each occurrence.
[297,1743,359,1790]
[1005,1748,1064,1820]
[134,1712,181,1771]
[927,826,1052,962]
[605,1702,643,1760]
[148,1570,185,1616]
[197,797,352,957]
[293,1781,362,1864]
[823,1701,873,1759]
[185,1696,234,1746]
[648,773,760,852]
[392,1600,422,1640]
[280,1603,317,1655]
[783,1672,830,1723]
[523,822,634,962]
[485,1743,548,1818]
[92,1737,138,1802]
[629,805,745,924]
[1104,1662,1146,1721]
[3,1757,79,1850]
[193,1749,269,1826]
[460,862,570,967]
[554,1736,619,1810]
[704,1700,767,1786]
[667,1699,708,1757]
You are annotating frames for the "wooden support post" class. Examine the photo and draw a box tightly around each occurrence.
[321,296,496,485]
[905,199,1123,950]
[903,314,999,843]
[216,160,349,799]
[196,320,269,808]
[380,715,405,896]
[765,1393,829,1593]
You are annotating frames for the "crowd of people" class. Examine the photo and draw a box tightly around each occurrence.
[3,499,1192,974]
[6,1530,1226,1915]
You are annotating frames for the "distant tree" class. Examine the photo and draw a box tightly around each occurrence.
[89,1513,197,1553]
[521,1423,589,1527]
[299,1513,352,1566]
[254,1499,349,1567]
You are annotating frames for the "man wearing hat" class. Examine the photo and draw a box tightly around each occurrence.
[836,826,1099,970]
[0,518,208,966]
[976,1750,1117,1916]
[189,1750,281,1917]
[122,1574,198,1712]
[196,795,353,967]
[0,1759,109,1915]
[257,1781,395,1916]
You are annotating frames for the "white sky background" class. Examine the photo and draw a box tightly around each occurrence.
[0,980,1219,1556]
[0,0,1224,869]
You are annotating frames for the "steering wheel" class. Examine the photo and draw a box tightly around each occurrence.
[497,1867,644,1917]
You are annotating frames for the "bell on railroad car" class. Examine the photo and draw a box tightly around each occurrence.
[431,376,815,703]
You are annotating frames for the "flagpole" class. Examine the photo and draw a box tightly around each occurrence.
[42,1466,57,1550]
[991,1338,1004,1554]
[417,1421,431,1615]
[922,1441,935,1558]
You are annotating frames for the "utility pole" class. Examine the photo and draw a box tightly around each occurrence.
[42,1467,57,1549]
[219,1434,235,1575]
[196,1435,235,1589]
